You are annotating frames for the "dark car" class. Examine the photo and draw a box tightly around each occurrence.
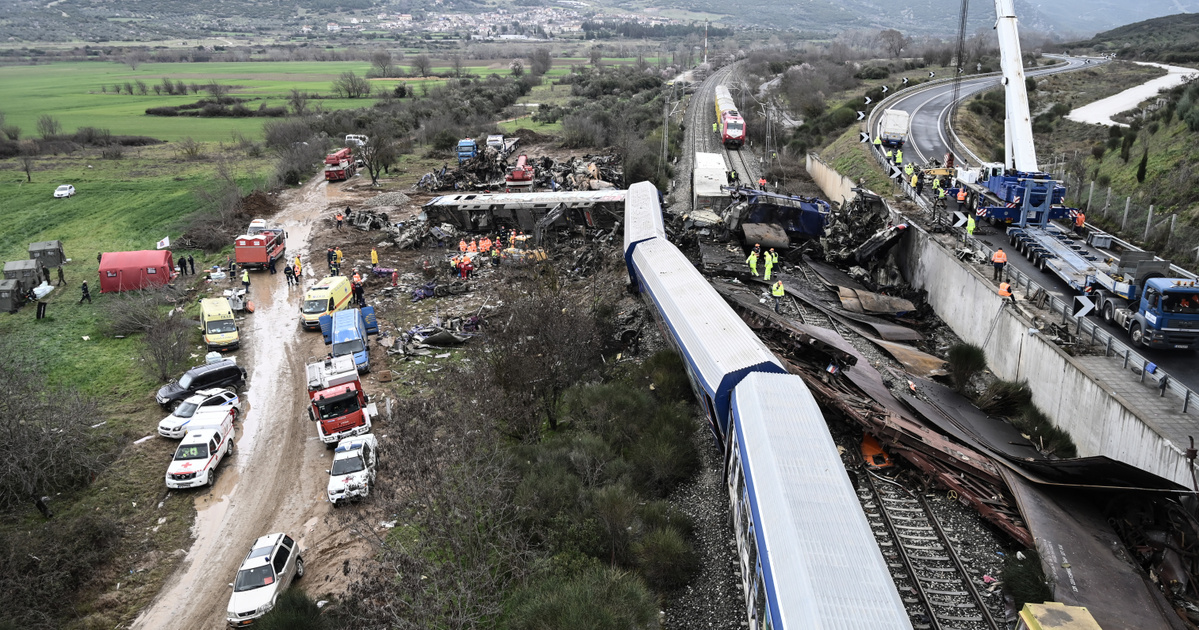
[157,360,247,410]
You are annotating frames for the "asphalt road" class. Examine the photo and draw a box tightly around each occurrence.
[886,55,1097,167]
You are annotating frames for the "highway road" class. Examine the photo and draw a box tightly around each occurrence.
[894,56,1199,392]
[886,55,1096,167]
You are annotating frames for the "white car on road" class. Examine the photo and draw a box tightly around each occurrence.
[53,184,75,198]
[327,434,377,506]
[165,422,234,489]
[227,533,305,627]
[158,387,240,438]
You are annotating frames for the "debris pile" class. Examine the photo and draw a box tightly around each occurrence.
[414,152,624,193]
[814,189,907,289]
[363,192,412,208]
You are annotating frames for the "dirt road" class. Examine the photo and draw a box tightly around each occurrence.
[132,177,367,629]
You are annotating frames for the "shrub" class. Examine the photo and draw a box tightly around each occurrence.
[1091,144,1106,160]
[505,566,659,630]
[633,526,698,591]
[1097,174,1111,187]
[639,350,691,403]
[975,380,1031,416]
[628,409,700,497]
[947,343,987,393]
[854,65,890,80]
[1014,405,1077,458]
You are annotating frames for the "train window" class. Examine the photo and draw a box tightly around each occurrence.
[753,570,767,630]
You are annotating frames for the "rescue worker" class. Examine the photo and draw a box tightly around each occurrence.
[758,177,767,191]
[999,281,1015,305]
[480,236,492,252]
[467,239,478,253]
[966,214,976,241]
[903,162,914,178]
[335,247,344,266]
[391,269,399,287]
[885,147,894,163]
[370,247,379,268]
[284,263,296,286]
[873,135,882,149]
[293,256,302,279]
[335,212,345,232]
[910,172,918,189]
[459,239,469,252]
[326,247,335,270]
[267,256,277,275]
[241,267,250,290]
[56,266,65,287]
[1074,211,1086,236]
[330,261,340,276]
[352,269,362,284]
[763,248,775,281]
[78,281,91,304]
[491,246,501,267]
[731,169,739,184]
[895,148,903,166]
[712,122,717,133]
[188,254,196,275]
[771,280,785,314]
[991,247,1008,281]
[915,172,924,197]
[936,186,948,209]
[753,243,762,257]
[462,257,475,279]
[746,250,760,277]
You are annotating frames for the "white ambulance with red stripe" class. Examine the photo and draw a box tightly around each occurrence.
[165,413,235,489]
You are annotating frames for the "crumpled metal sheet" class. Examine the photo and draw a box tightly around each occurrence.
[837,286,916,315]
[870,339,947,377]
[741,223,790,249]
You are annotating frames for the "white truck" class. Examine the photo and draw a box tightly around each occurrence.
[693,152,730,220]
[877,109,910,148]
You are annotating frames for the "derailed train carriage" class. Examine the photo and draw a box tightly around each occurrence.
[622,180,912,630]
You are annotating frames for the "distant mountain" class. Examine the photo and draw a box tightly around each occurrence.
[1058,13,1199,63]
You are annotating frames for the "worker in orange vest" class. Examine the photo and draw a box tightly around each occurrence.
[1074,211,1086,236]
[459,239,468,252]
[480,236,492,252]
[758,177,767,191]
[991,247,1008,281]
[956,188,968,204]
[352,270,362,284]
[467,239,478,253]
[999,281,1015,305]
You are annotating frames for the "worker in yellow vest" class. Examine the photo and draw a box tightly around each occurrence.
[370,247,379,268]
[771,280,785,313]
[763,248,775,281]
[746,250,760,277]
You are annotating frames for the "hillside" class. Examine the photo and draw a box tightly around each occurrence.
[1057,13,1199,63]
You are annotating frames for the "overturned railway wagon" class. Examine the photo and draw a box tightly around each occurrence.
[423,190,628,233]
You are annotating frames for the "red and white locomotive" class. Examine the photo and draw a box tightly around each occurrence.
[714,85,745,149]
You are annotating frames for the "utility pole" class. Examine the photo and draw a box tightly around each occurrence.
[703,21,708,66]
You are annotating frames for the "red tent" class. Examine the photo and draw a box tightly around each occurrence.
[98,250,175,293]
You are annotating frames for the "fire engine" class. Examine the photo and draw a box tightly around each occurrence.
[324,147,357,182]
[305,355,375,446]
[234,219,286,270]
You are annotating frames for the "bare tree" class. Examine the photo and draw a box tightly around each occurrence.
[135,79,148,95]
[450,53,464,78]
[124,50,144,70]
[161,77,175,95]
[529,48,552,76]
[589,47,603,67]
[35,114,60,139]
[288,88,309,115]
[141,313,194,382]
[878,29,909,58]
[332,71,372,98]
[410,54,432,78]
[175,136,204,160]
[1,125,19,141]
[19,141,36,182]
[370,50,395,77]
[124,81,134,95]
[0,347,108,515]
[354,127,397,187]
[207,80,229,100]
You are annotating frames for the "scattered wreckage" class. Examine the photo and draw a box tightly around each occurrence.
[414,151,624,194]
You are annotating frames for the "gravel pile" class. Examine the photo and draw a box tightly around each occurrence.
[661,423,744,630]
[364,192,412,207]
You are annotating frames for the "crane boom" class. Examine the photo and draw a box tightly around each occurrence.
[994,0,1038,172]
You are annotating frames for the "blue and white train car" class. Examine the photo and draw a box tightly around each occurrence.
[623,181,666,284]
[727,372,914,630]
[627,237,786,445]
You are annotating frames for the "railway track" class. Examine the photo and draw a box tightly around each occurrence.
[857,470,1002,630]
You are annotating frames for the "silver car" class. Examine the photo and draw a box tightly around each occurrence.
[226,533,304,626]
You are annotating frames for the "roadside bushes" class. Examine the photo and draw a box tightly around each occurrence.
[975,380,1077,457]
[505,565,659,630]
[146,98,287,118]
[947,343,987,393]
[254,589,329,630]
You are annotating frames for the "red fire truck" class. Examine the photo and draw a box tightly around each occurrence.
[306,355,375,446]
[324,147,357,182]
[234,219,286,270]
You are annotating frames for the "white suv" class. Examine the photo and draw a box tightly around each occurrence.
[327,434,377,506]
[227,533,305,626]
[165,423,234,489]
[158,388,240,438]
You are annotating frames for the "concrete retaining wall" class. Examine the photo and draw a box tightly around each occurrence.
[806,153,858,206]
[804,154,1192,487]
[895,227,1191,487]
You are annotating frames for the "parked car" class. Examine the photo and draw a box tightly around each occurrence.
[226,533,305,627]
[165,420,234,489]
[158,388,240,438]
[327,434,378,506]
[156,360,246,411]
[53,185,75,198]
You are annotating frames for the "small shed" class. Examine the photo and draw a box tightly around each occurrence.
[0,279,20,313]
[98,250,175,293]
[28,240,66,268]
[3,259,39,291]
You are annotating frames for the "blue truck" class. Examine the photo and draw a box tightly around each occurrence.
[320,307,379,373]
[1084,253,1199,350]
[457,139,477,164]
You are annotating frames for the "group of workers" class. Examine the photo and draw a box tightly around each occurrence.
[745,243,781,281]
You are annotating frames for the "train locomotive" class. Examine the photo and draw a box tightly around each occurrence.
[622,181,913,630]
[714,85,746,149]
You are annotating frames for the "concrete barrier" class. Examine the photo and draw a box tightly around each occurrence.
[805,153,858,207]
[895,225,1192,487]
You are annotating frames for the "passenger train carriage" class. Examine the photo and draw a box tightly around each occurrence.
[715,85,746,149]
[622,180,912,630]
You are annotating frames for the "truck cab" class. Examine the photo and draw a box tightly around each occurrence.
[457,139,478,163]
[1134,278,1199,349]
[486,134,505,151]
[319,307,378,373]
[306,355,376,446]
